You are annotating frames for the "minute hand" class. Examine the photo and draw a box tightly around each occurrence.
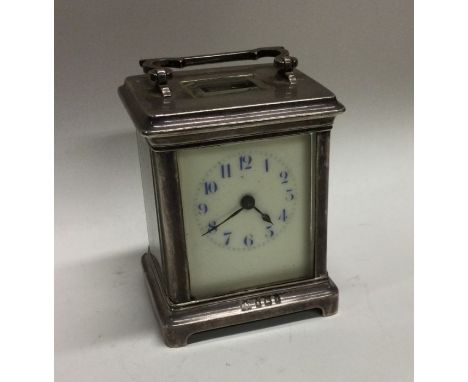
[202,207,243,236]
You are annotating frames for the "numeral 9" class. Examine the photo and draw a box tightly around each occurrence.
[198,203,208,214]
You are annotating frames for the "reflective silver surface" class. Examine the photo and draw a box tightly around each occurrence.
[119,47,345,346]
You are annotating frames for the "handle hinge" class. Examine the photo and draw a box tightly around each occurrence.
[139,46,298,98]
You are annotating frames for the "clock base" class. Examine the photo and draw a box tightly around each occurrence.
[142,252,339,347]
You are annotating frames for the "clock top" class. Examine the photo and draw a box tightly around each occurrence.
[119,62,344,149]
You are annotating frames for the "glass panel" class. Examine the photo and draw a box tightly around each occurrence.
[198,78,258,93]
[177,134,313,299]
[181,76,264,97]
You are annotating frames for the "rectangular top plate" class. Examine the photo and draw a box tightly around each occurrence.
[119,64,344,148]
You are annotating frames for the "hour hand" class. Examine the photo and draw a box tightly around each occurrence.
[239,194,273,225]
[254,207,273,225]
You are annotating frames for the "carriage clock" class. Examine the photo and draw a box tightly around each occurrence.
[119,47,345,347]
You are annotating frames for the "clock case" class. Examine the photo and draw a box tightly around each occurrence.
[118,47,345,347]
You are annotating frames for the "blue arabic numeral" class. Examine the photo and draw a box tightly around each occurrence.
[220,163,232,178]
[204,181,218,195]
[198,203,208,214]
[244,234,254,247]
[278,209,287,222]
[279,170,288,184]
[224,231,232,246]
[266,225,274,238]
[239,155,252,170]
[207,220,217,233]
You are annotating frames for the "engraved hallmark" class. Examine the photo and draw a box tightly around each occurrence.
[240,294,282,311]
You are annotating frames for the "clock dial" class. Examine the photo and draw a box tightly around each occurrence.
[195,151,297,250]
[177,134,313,299]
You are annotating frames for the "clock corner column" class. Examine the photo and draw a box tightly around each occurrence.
[151,149,191,303]
[313,130,331,278]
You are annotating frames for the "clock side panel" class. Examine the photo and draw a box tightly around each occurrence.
[176,134,314,299]
[136,133,163,267]
[137,134,192,303]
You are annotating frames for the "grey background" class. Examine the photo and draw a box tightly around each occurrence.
[55,1,413,381]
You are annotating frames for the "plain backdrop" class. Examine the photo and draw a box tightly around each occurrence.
[55,1,413,381]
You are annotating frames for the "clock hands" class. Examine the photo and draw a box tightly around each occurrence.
[202,207,243,236]
[253,207,273,225]
[202,194,273,236]
[241,194,273,225]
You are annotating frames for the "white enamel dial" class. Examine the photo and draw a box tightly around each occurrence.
[194,151,297,250]
[177,134,313,299]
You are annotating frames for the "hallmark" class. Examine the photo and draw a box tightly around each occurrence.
[240,294,282,311]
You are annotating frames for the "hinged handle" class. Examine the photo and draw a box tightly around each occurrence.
[139,46,298,98]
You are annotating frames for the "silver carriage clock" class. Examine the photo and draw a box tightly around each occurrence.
[119,47,345,347]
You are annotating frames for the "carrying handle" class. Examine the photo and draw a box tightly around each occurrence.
[139,46,298,98]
